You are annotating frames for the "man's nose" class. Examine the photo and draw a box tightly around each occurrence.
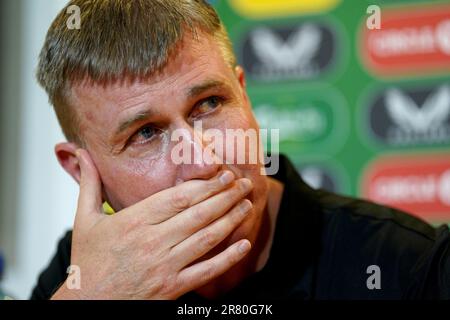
[173,123,221,182]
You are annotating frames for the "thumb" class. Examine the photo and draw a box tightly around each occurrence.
[75,149,103,223]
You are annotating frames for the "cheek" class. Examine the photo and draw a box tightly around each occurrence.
[209,107,268,212]
[205,107,262,164]
[95,154,178,210]
[224,109,268,216]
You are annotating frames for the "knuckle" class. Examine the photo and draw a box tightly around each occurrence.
[197,179,220,201]
[201,261,216,280]
[147,277,165,294]
[158,274,178,297]
[143,270,177,299]
[171,190,190,211]
[208,177,222,192]
[191,206,208,224]
[199,230,217,248]
[233,180,247,196]
[120,213,143,233]
[142,237,162,255]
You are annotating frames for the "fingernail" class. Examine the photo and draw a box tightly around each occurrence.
[239,178,252,192]
[238,240,251,254]
[219,170,234,185]
[239,199,252,215]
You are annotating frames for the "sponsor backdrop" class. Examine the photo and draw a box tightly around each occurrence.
[212,0,450,225]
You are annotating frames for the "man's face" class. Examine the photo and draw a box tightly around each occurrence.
[67,31,268,246]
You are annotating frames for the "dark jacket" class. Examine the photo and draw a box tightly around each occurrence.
[31,155,450,300]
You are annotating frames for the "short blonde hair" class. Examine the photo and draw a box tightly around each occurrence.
[37,0,236,144]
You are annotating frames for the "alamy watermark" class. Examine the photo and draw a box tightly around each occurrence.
[366,265,381,290]
[366,5,381,30]
[66,265,81,290]
[170,121,279,175]
[66,5,81,30]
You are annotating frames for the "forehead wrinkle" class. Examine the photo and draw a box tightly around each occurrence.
[102,36,219,113]
[114,59,211,110]
[114,83,158,111]
[150,59,212,95]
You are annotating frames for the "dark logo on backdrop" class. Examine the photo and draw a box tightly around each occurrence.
[367,84,450,146]
[241,23,336,82]
[299,166,339,193]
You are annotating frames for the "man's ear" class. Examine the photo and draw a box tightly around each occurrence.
[235,65,249,103]
[55,142,82,184]
[235,65,247,89]
[56,142,110,210]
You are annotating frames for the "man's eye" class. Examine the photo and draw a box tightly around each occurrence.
[129,125,157,145]
[191,96,224,118]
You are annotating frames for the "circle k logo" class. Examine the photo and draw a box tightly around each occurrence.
[361,154,450,223]
[359,3,450,77]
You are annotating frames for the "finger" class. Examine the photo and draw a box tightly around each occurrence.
[176,239,251,295]
[130,170,236,224]
[160,178,253,247]
[170,199,253,269]
[75,149,103,223]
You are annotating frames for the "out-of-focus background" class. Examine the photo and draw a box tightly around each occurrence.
[0,0,76,299]
[0,0,449,299]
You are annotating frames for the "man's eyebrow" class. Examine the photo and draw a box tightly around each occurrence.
[115,110,153,136]
[114,80,228,137]
[187,79,228,98]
